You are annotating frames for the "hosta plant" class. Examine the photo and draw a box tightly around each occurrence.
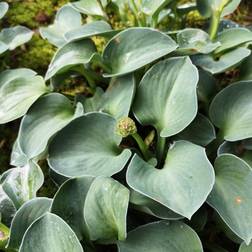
[1,0,252,251]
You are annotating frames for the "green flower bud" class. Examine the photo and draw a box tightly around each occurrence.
[116,117,137,137]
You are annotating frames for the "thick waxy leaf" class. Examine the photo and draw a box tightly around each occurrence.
[0,186,16,226]
[51,176,95,240]
[0,40,8,54]
[45,39,97,80]
[193,47,251,74]
[175,114,216,146]
[7,198,52,251]
[133,57,198,137]
[18,93,82,159]
[48,112,131,177]
[0,2,8,19]
[240,54,252,81]
[141,0,173,17]
[40,5,82,47]
[130,191,182,220]
[2,162,44,209]
[197,0,241,18]
[177,28,220,55]
[0,26,33,52]
[215,28,252,54]
[103,28,177,77]
[19,213,83,252]
[70,0,105,17]
[118,221,203,252]
[84,75,135,119]
[127,141,215,219]
[0,70,49,124]
[210,81,252,141]
[65,21,114,42]
[239,243,252,252]
[84,177,129,243]
[207,154,252,244]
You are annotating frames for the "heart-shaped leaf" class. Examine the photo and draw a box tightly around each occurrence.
[0,186,16,226]
[45,39,97,80]
[130,190,182,220]
[177,28,221,55]
[2,161,44,209]
[51,176,94,241]
[127,141,215,219]
[18,93,82,160]
[239,242,252,252]
[7,198,52,251]
[84,177,129,243]
[48,112,131,177]
[133,57,198,137]
[0,2,8,19]
[117,221,203,252]
[209,81,252,141]
[103,28,177,77]
[174,114,216,146]
[215,28,252,54]
[84,74,135,119]
[70,0,105,17]
[207,154,252,244]
[0,69,49,124]
[19,213,83,252]
[0,26,33,51]
[65,21,115,42]
[193,47,251,74]
[40,5,82,47]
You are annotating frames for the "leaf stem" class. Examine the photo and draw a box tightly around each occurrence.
[156,134,166,165]
[209,11,221,40]
[132,133,152,160]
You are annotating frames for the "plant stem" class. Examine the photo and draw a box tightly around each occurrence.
[130,0,145,26]
[209,11,221,40]
[132,133,152,160]
[156,134,166,165]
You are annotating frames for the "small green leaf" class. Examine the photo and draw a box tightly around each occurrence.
[103,28,177,77]
[18,93,82,160]
[51,176,94,241]
[141,0,173,17]
[7,198,52,251]
[127,141,215,219]
[207,154,252,245]
[215,28,252,54]
[177,28,220,55]
[84,177,129,243]
[40,5,82,47]
[64,21,115,42]
[0,69,49,124]
[70,0,105,17]
[10,140,28,167]
[133,57,198,137]
[19,213,83,252]
[0,2,8,19]
[117,221,203,252]
[239,242,252,252]
[174,114,216,146]
[45,39,97,80]
[0,26,33,51]
[84,74,135,119]
[210,81,252,141]
[48,112,131,177]
[193,47,251,74]
[0,186,16,226]
[2,161,44,209]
